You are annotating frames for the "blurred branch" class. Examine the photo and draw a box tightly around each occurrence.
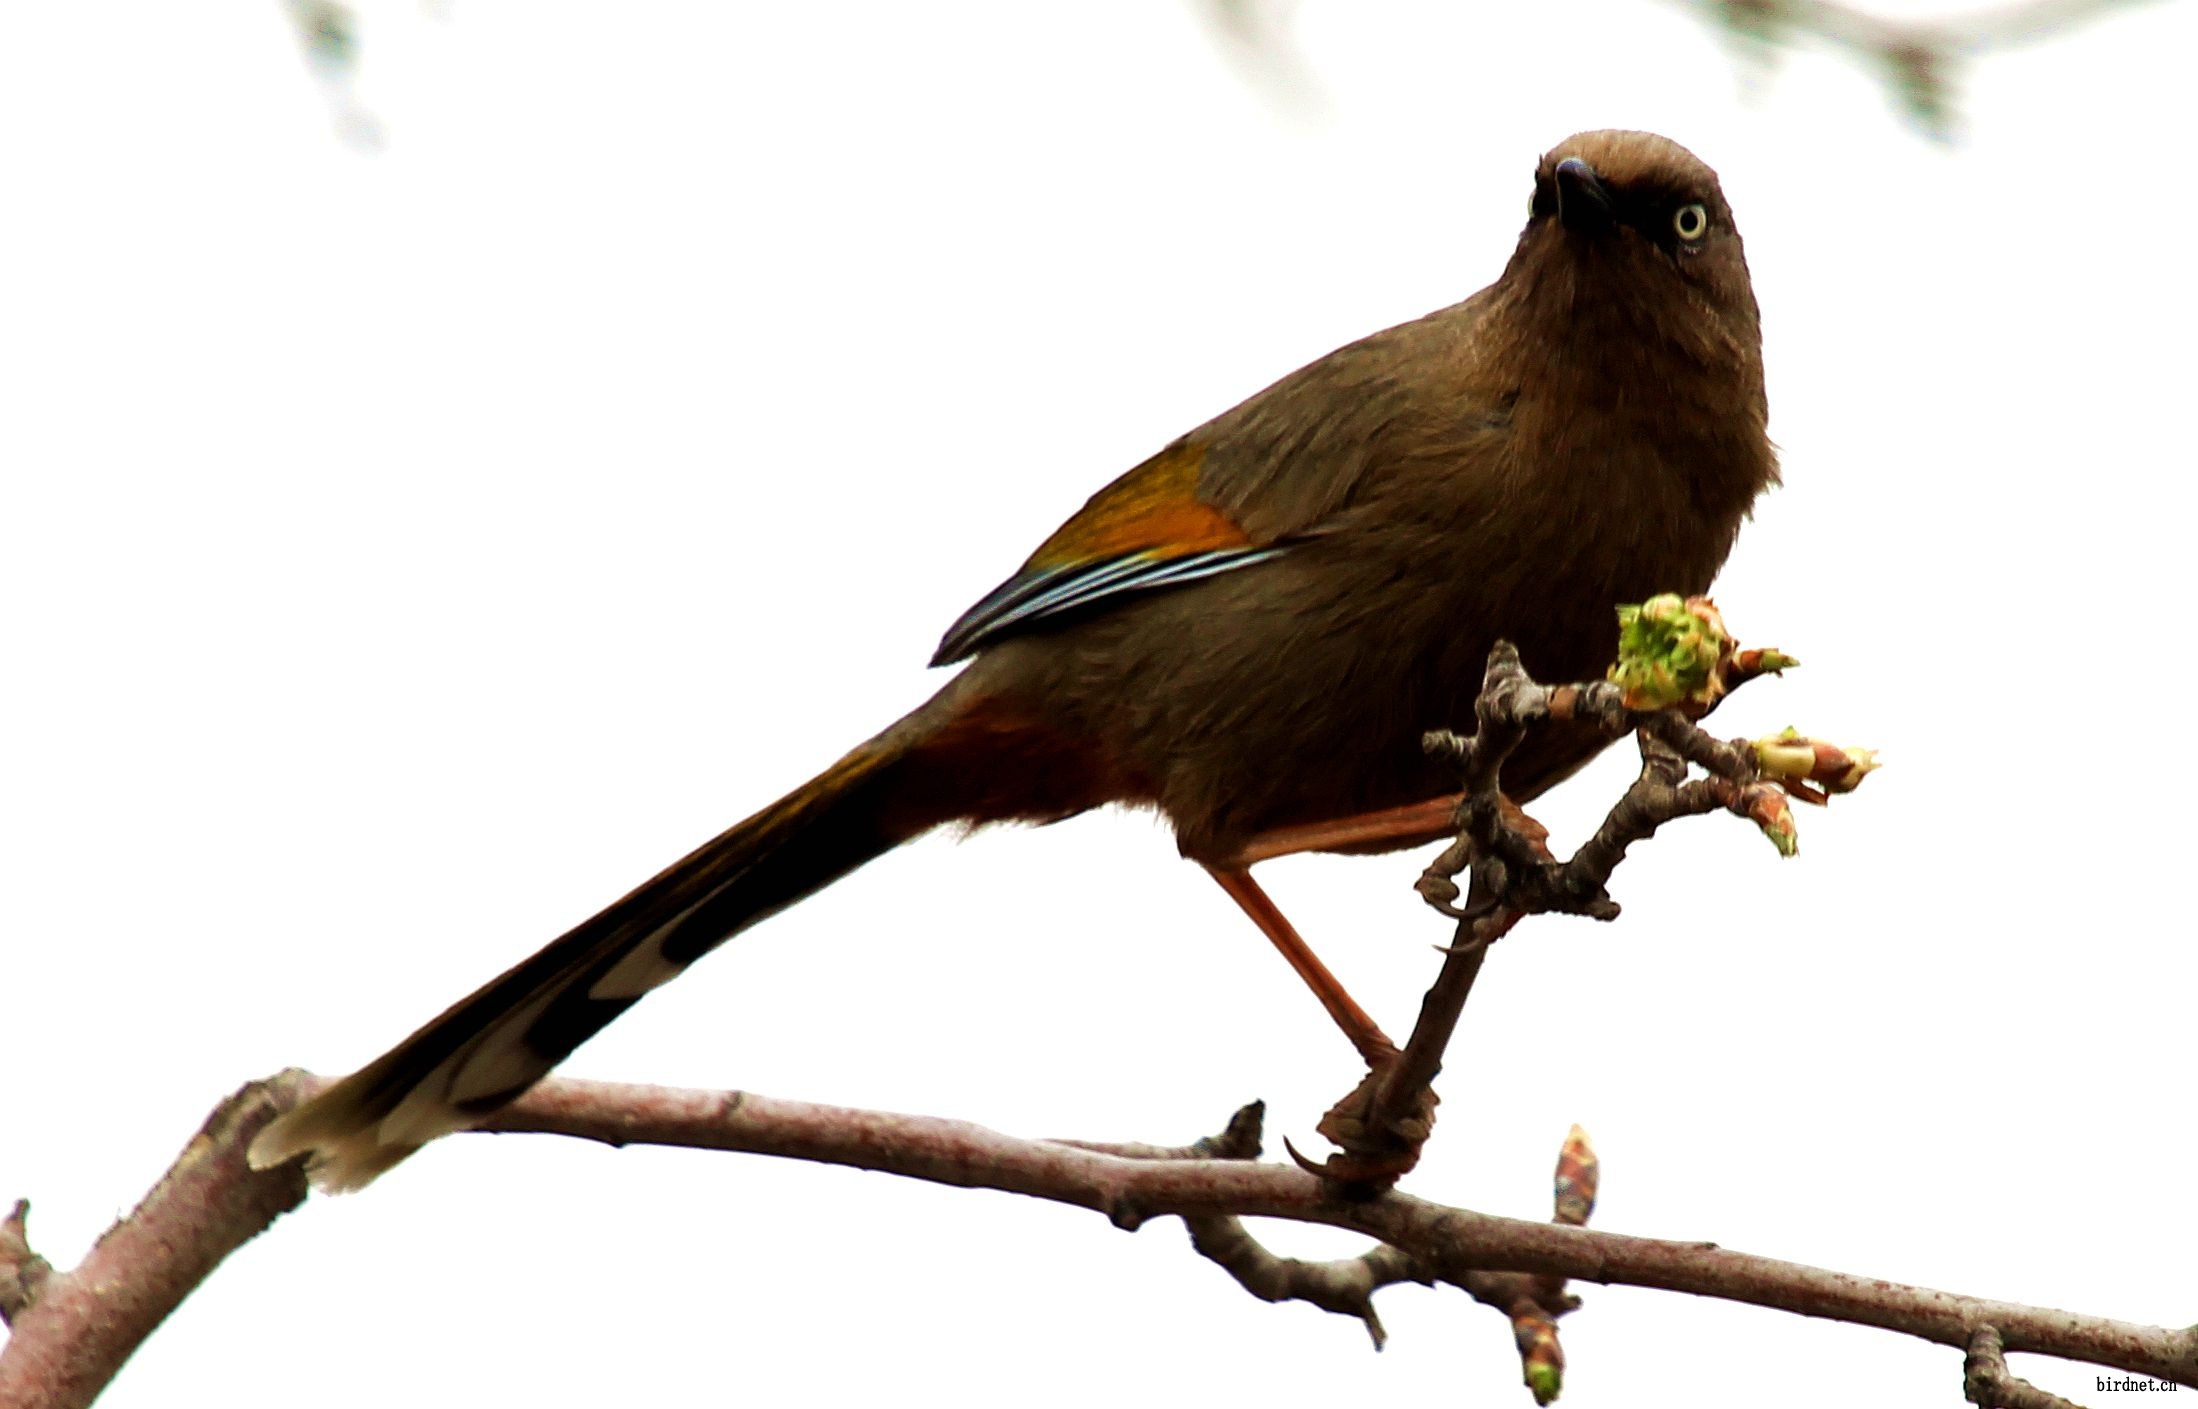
[1197,0,2169,138]
[1681,0,2169,136]
[1195,0,1330,115]
[280,0,386,147]
[279,0,2173,146]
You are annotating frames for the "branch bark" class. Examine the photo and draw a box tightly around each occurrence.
[0,1081,308,1409]
[1967,1324,2091,1409]
[7,1072,2195,1408]
[1311,629,1815,1187]
[474,1077,2198,1388]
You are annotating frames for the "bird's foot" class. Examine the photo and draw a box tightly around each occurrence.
[1287,1055,1438,1195]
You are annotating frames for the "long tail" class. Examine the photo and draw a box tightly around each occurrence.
[250,701,974,1191]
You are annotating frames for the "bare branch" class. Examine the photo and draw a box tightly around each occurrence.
[0,1078,310,1409]
[1085,1100,1434,1350]
[1314,619,1841,1186]
[1184,1216,1430,1350]
[1966,1323,2092,1409]
[9,1073,2197,1404]
[480,1079,2198,1389]
[1049,1099,1266,1162]
[0,1202,53,1328]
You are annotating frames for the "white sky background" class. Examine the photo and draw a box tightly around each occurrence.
[4,2,2195,1405]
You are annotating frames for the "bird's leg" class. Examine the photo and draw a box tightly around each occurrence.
[1203,866,1398,1066]
[1223,794,1463,866]
[1195,796,1470,1066]
[1200,796,1488,1180]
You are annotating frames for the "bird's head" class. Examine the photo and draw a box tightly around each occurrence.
[1505,131,1762,375]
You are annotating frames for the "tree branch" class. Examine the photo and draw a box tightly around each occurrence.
[0,1203,53,1329]
[1310,615,1829,1187]
[1966,1324,2091,1409]
[459,1081,2198,1390]
[8,1073,2193,1407]
[1197,0,2165,138]
[0,1080,309,1409]
[1680,0,2167,136]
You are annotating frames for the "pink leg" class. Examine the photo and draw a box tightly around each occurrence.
[1205,866,1398,1065]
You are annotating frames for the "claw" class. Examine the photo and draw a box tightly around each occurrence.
[1282,1135,1329,1177]
[1282,1134,1421,1194]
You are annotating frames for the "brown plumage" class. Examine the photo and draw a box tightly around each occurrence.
[251,130,1777,1190]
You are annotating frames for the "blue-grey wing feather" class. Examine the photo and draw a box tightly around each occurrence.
[931,546,1286,666]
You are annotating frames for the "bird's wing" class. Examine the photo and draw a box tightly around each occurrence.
[930,442,1283,665]
[931,292,1495,666]
[1189,306,1464,542]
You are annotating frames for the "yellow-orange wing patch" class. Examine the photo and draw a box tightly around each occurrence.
[931,442,1284,665]
[1025,442,1246,568]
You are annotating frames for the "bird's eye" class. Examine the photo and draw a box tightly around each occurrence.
[1673,203,1709,242]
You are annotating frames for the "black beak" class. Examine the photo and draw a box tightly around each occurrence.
[1554,157,1614,235]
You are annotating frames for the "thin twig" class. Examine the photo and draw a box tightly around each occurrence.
[1966,1323,2092,1409]
[1085,1099,1435,1350]
[1184,1217,1431,1350]
[0,1202,53,1328]
[1317,638,1798,1185]
[1049,1099,1267,1162]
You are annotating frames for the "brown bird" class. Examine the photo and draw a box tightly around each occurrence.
[252,130,1777,1191]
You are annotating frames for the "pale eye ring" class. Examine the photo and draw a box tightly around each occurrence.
[1673,203,1710,241]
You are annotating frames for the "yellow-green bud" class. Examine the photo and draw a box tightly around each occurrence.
[1609,593,1730,710]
